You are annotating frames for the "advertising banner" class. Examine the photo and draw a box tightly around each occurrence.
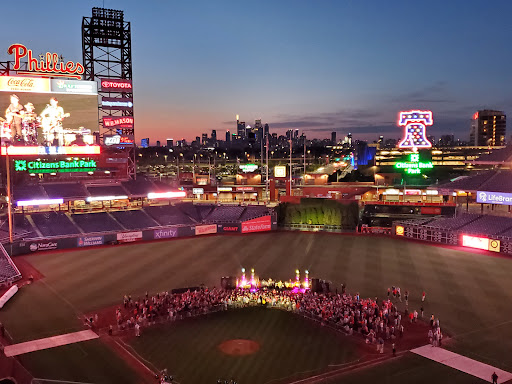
[50,79,97,95]
[241,215,272,233]
[28,240,58,252]
[476,191,512,206]
[218,224,240,233]
[14,159,96,174]
[103,116,134,129]
[104,135,135,146]
[236,187,254,192]
[153,227,178,240]
[461,234,500,253]
[101,97,133,110]
[117,231,142,243]
[0,76,50,93]
[195,224,217,236]
[77,236,104,247]
[100,78,133,92]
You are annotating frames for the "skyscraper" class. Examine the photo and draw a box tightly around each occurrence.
[211,130,217,143]
[331,131,337,145]
[236,115,246,139]
[264,123,269,139]
[254,119,263,143]
[470,110,506,146]
[166,138,173,148]
[202,133,208,145]
[226,130,231,144]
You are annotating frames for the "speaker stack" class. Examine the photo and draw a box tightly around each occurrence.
[311,278,330,293]
[220,276,237,290]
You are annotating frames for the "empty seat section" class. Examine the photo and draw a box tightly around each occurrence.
[31,212,81,236]
[206,206,246,222]
[144,206,194,226]
[72,212,123,233]
[110,210,159,230]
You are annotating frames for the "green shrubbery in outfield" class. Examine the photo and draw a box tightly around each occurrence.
[278,199,360,229]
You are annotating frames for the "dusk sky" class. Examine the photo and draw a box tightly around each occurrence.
[0,0,511,144]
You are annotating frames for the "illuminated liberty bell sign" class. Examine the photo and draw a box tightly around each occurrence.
[398,110,433,149]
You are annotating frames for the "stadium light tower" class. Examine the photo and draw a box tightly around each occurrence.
[289,139,292,191]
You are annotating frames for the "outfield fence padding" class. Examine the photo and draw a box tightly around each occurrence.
[392,221,512,255]
[4,214,278,257]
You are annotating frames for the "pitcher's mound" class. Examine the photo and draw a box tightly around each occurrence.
[218,339,260,356]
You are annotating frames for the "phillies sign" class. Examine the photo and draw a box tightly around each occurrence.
[8,43,84,80]
[103,116,134,129]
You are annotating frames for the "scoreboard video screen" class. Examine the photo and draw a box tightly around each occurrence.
[0,76,98,146]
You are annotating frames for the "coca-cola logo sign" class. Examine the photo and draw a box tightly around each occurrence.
[7,78,35,88]
[0,76,50,93]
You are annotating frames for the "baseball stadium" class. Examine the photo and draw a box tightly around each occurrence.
[1,6,512,384]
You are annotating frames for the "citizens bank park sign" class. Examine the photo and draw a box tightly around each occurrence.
[14,159,96,173]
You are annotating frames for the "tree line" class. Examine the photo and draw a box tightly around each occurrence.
[278,199,360,229]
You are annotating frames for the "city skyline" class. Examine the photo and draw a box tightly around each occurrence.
[0,0,510,143]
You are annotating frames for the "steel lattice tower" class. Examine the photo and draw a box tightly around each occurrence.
[82,7,136,178]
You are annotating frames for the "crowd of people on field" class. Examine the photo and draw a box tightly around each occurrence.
[387,285,442,348]
[115,288,231,333]
[112,286,440,348]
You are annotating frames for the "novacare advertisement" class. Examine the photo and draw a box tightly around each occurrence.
[241,216,272,233]
[195,224,217,236]
[77,236,104,247]
[29,241,58,252]
[117,231,143,243]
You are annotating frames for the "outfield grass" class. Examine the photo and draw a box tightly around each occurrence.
[128,306,360,384]
[17,339,139,384]
[324,353,488,384]
[1,233,512,383]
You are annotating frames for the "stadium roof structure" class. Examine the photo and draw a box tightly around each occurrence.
[472,145,512,166]
[12,178,179,203]
[432,169,512,193]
